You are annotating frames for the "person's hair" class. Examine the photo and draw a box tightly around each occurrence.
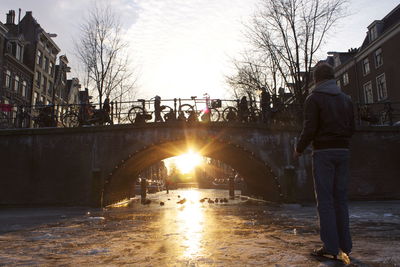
[313,63,335,83]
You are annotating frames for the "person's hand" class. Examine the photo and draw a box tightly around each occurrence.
[293,150,302,159]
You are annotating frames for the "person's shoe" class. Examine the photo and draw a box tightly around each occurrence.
[339,250,351,265]
[311,247,338,259]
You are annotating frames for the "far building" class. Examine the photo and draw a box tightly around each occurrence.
[0,10,82,127]
[17,11,61,107]
[326,4,400,125]
[1,11,34,127]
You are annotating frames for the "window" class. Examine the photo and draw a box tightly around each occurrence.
[48,81,53,94]
[363,82,373,104]
[369,26,378,42]
[34,92,39,105]
[375,48,383,68]
[362,58,370,75]
[44,57,49,72]
[16,44,23,61]
[49,62,54,76]
[35,71,41,87]
[22,81,27,97]
[42,76,47,93]
[14,75,20,92]
[41,96,46,104]
[4,70,11,88]
[376,73,387,100]
[36,50,43,67]
[343,72,349,86]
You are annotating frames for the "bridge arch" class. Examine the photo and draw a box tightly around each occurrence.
[102,137,283,205]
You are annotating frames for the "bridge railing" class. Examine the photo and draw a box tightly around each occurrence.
[0,97,303,129]
[356,101,400,126]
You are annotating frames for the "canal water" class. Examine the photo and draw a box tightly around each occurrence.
[1,188,399,266]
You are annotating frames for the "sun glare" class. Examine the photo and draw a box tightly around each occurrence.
[174,150,203,174]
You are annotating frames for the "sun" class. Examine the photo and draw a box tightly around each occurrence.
[174,150,203,174]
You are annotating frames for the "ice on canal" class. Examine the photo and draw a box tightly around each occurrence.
[1,188,400,266]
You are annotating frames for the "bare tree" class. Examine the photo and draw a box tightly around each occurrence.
[227,51,285,99]
[76,4,137,108]
[229,0,348,104]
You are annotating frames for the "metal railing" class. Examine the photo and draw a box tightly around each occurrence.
[356,101,400,126]
[0,97,302,129]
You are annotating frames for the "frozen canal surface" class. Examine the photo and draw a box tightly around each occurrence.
[0,189,399,266]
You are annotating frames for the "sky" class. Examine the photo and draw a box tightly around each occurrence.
[0,0,399,100]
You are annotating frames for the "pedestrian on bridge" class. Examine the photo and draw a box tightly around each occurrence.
[260,87,271,124]
[294,62,355,259]
[239,96,249,122]
[154,95,163,122]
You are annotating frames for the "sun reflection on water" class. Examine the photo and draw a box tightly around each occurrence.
[176,189,204,258]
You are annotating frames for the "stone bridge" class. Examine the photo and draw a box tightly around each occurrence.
[0,123,399,207]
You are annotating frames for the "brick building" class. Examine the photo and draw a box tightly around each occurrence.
[329,4,400,124]
[0,10,82,128]
[17,11,61,106]
[0,11,34,127]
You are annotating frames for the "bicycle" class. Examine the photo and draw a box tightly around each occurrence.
[178,95,221,122]
[221,97,261,123]
[128,99,153,124]
[0,104,13,129]
[62,103,113,127]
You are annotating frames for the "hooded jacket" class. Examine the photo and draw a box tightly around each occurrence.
[296,79,355,153]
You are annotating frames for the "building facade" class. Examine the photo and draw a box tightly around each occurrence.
[0,10,82,128]
[330,4,400,125]
[1,11,34,127]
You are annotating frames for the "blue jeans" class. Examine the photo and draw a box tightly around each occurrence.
[312,149,352,255]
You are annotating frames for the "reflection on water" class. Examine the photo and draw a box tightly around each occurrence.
[161,189,206,260]
[177,189,204,258]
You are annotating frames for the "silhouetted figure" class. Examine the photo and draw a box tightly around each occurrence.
[103,97,112,124]
[16,105,26,128]
[103,97,110,113]
[154,95,163,122]
[166,179,170,194]
[260,87,271,123]
[226,108,237,122]
[239,96,249,122]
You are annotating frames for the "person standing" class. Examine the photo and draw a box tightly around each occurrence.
[260,87,271,123]
[294,63,355,259]
[239,96,249,122]
[154,95,163,122]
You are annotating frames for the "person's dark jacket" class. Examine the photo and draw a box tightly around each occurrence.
[296,79,355,153]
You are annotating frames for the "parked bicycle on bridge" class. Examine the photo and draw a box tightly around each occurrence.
[178,94,221,122]
[221,95,261,123]
[62,100,113,127]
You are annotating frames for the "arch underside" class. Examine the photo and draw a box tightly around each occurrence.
[103,138,282,205]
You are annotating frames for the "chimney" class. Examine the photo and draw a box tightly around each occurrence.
[6,10,15,24]
[25,11,32,16]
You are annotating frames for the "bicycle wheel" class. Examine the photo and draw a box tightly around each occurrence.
[209,108,220,122]
[222,107,238,122]
[178,104,195,121]
[62,112,79,127]
[128,106,145,124]
[162,106,175,122]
